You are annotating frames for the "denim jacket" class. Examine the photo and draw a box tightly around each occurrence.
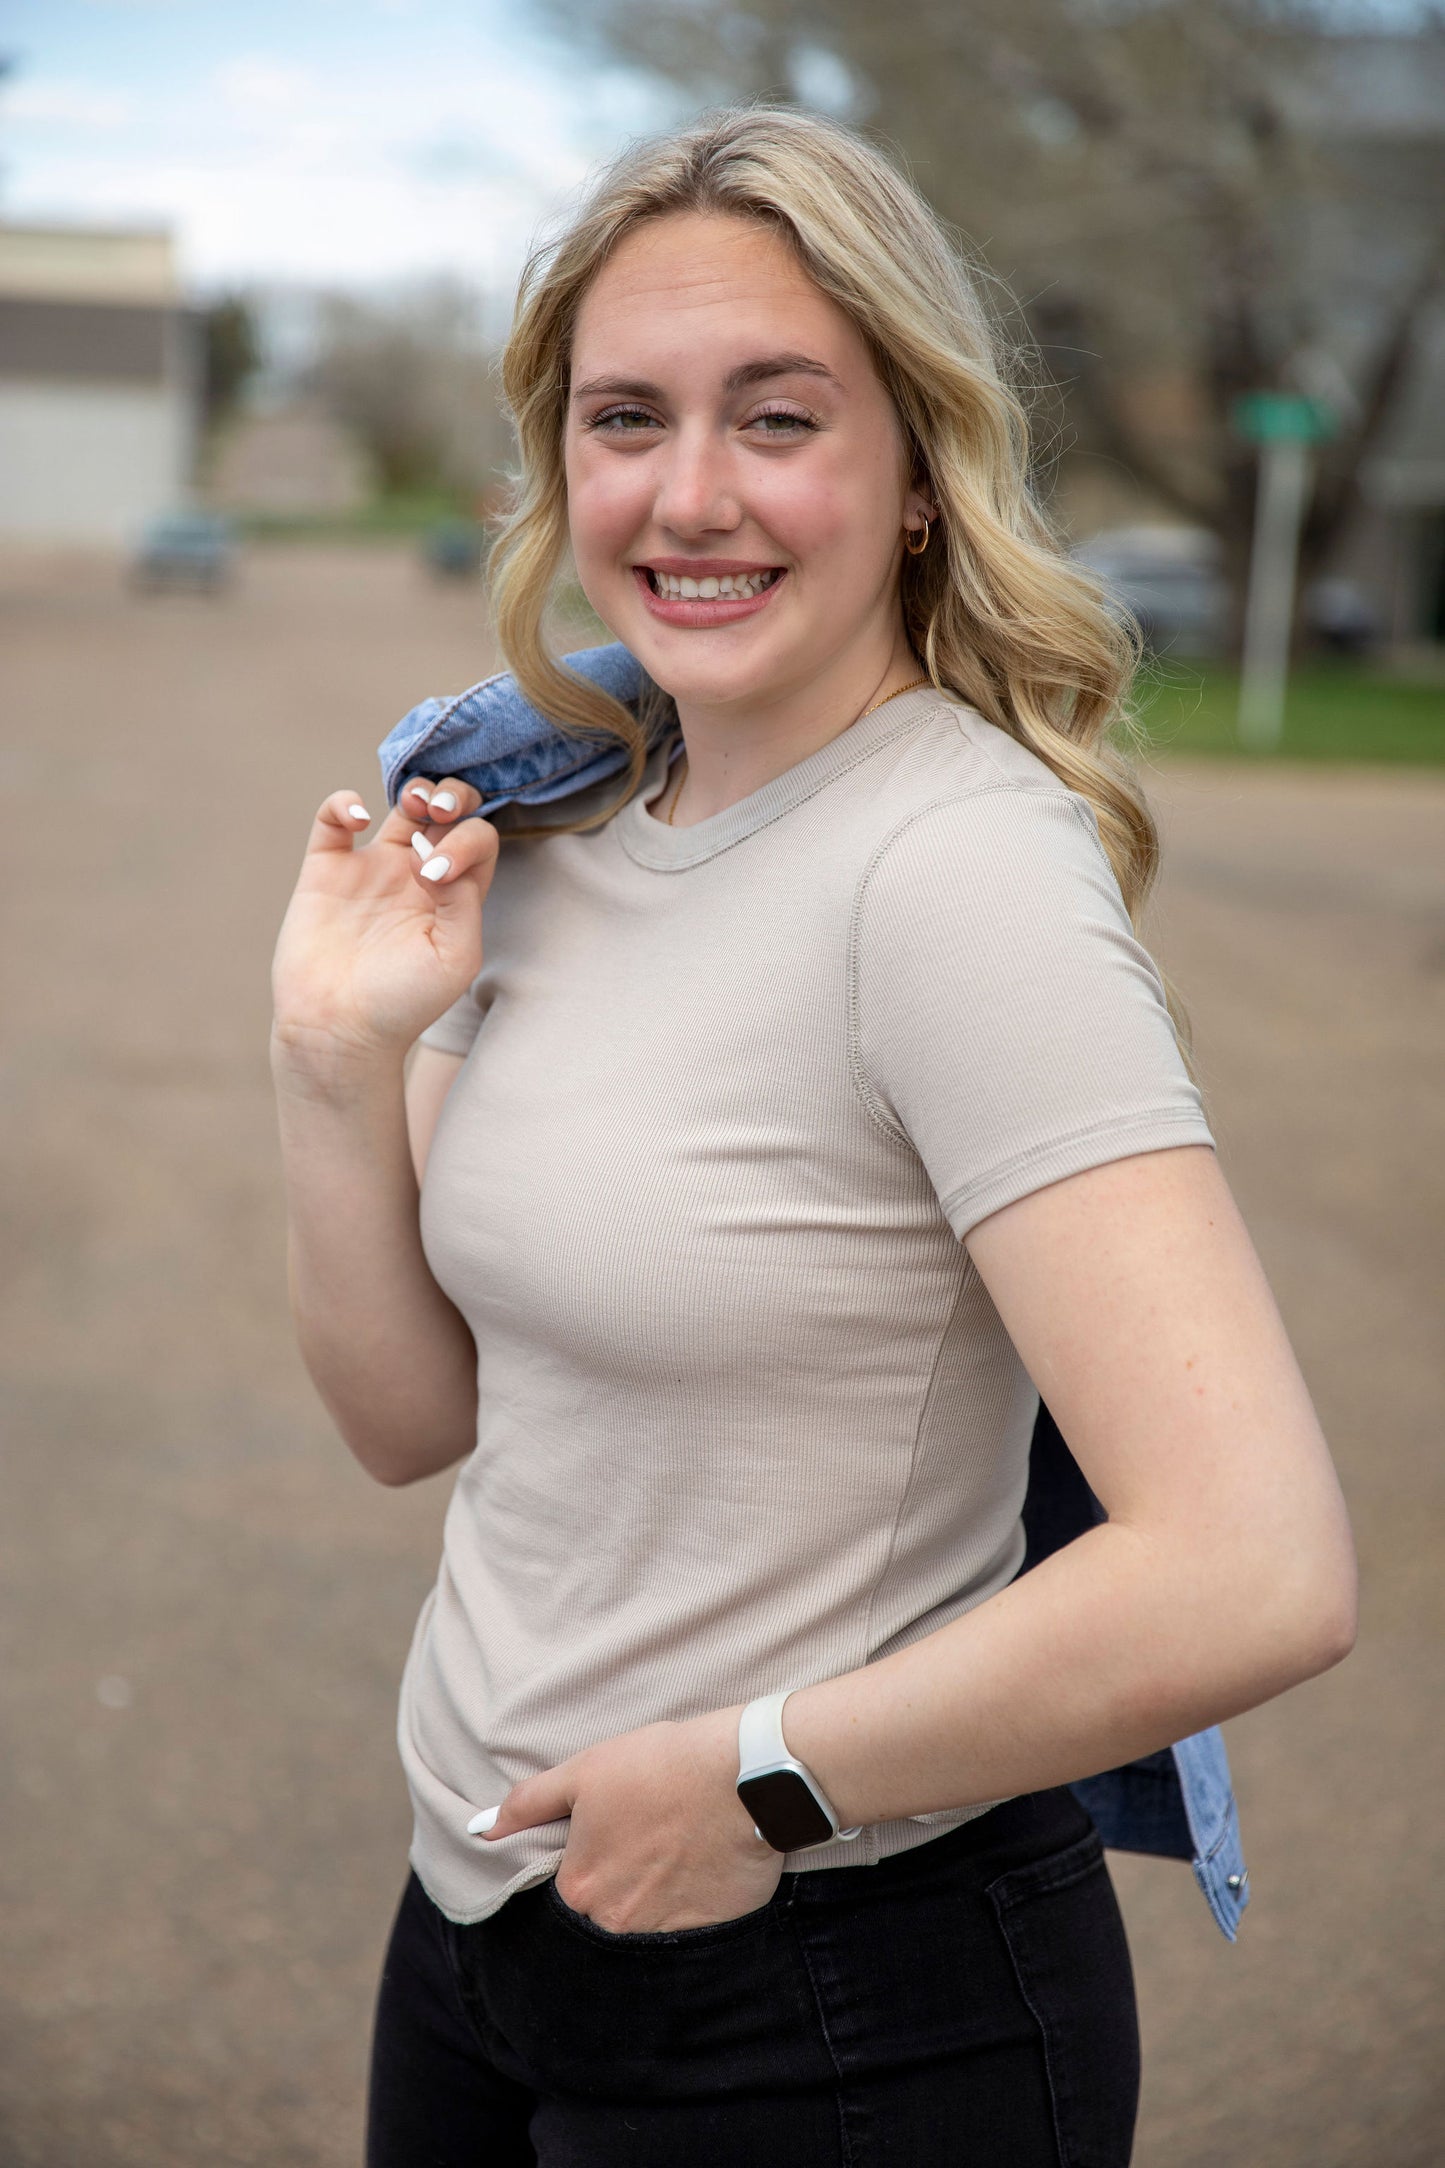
[380,645,1250,1941]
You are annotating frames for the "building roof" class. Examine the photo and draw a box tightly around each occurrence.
[0,223,178,307]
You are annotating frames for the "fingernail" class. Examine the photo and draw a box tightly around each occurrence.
[410,832,433,860]
[467,1806,501,1834]
[430,790,458,813]
[418,854,451,882]
[407,783,432,805]
[348,804,370,822]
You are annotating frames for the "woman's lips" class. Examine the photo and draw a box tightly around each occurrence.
[631,564,787,628]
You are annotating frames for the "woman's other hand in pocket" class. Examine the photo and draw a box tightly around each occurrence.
[474,1708,786,1934]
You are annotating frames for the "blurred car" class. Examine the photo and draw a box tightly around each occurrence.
[1071,524,1383,659]
[130,512,236,594]
[1069,525,1227,656]
[1304,577,1383,657]
[422,519,485,580]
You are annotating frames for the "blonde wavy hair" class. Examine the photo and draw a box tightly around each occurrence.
[490,102,1160,929]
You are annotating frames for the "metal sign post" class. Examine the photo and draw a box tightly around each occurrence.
[1232,393,1336,754]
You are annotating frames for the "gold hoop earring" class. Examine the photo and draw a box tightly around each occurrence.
[904,515,931,556]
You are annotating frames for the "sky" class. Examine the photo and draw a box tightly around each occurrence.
[0,0,681,297]
[2,0,1430,303]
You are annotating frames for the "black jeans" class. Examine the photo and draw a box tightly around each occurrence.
[366,1786,1139,2166]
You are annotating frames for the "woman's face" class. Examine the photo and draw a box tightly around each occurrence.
[564,210,930,717]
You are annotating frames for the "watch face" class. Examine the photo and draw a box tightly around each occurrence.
[737,1768,835,1851]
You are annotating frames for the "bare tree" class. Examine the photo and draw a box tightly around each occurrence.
[539,0,1445,642]
[307,281,512,503]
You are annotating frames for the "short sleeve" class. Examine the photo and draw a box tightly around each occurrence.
[417,975,486,1058]
[852,785,1213,1239]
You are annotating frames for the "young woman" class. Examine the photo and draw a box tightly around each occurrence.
[270,106,1357,2166]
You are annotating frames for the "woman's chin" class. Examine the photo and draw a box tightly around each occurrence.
[616,615,799,713]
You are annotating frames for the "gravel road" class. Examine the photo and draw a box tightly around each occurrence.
[2,544,1441,2166]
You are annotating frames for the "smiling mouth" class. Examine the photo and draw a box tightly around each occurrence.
[642,567,785,600]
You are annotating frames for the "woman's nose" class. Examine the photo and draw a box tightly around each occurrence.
[652,429,741,537]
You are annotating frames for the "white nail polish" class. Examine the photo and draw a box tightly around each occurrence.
[419,854,451,882]
[467,1806,501,1834]
[407,784,432,804]
[430,790,458,812]
[348,804,370,821]
[410,832,433,859]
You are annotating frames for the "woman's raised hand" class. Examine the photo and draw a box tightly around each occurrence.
[271,775,499,1073]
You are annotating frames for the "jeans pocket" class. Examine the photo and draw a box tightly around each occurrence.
[987,1827,1141,2168]
[542,1877,777,1949]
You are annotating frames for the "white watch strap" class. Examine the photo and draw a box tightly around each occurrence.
[737,1687,795,1776]
[738,1689,950,1835]
[737,1688,861,1841]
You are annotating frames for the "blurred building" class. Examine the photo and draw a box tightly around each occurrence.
[1309,34,1445,649]
[1345,327,1445,650]
[0,222,198,543]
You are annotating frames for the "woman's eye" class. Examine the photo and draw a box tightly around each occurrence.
[588,406,659,434]
[747,408,817,436]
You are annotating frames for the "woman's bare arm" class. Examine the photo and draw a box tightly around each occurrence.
[270,775,493,1487]
[783,1142,1358,1821]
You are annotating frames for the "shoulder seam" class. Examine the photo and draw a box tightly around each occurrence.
[845,783,1084,1147]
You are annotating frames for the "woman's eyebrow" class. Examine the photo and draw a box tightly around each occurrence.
[570,353,843,404]
[724,352,842,393]
[571,374,661,403]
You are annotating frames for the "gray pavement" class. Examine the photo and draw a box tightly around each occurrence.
[2,544,1441,2165]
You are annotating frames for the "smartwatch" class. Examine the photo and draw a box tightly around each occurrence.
[736,1689,862,1852]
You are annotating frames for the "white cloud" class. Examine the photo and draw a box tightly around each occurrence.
[6,143,580,290]
[3,78,135,127]
[213,57,313,117]
[0,15,683,296]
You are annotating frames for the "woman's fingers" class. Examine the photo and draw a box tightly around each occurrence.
[471,1763,577,1840]
[303,778,495,894]
[304,790,377,856]
[407,806,500,894]
[400,774,483,827]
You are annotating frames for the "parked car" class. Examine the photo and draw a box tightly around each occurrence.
[130,512,237,594]
[1071,523,1384,659]
[1304,577,1383,656]
[422,520,485,580]
[1069,525,1227,656]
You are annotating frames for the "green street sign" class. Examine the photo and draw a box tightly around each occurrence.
[1232,391,1337,445]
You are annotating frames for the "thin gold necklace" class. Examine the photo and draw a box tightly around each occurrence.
[664,748,689,826]
[858,674,931,721]
[665,676,932,827]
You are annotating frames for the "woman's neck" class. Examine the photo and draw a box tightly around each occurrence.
[663,629,923,827]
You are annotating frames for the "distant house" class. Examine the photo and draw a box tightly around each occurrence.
[0,222,198,544]
[1343,318,1445,647]
[1307,34,1445,647]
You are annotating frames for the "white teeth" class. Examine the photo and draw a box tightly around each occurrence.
[651,569,777,600]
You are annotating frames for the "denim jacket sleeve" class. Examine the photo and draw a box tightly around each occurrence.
[1022,1402,1250,1940]
[379,646,1250,1943]
[378,643,649,817]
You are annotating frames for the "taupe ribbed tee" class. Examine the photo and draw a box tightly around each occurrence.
[403,687,1213,1923]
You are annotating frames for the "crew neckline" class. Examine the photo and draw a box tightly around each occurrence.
[617,685,953,871]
